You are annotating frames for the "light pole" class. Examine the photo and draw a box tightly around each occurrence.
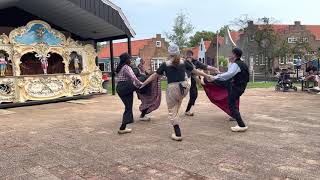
[260,38,271,82]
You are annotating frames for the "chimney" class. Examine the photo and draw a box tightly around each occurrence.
[248,21,254,26]
[294,21,301,26]
[156,34,161,39]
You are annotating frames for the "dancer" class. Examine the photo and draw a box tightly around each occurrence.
[137,60,161,121]
[116,53,142,134]
[204,48,249,132]
[131,59,162,121]
[184,50,220,116]
[140,44,213,141]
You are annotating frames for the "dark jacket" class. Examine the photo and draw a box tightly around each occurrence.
[233,59,249,94]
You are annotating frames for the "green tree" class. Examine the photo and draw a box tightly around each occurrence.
[217,26,229,37]
[189,31,215,47]
[218,56,229,68]
[166,12,194,50]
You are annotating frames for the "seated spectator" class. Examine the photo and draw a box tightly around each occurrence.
[303,61,319,90]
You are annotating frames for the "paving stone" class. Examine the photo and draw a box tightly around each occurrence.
[4,173,35,180]
[0,90,319,179]
[0,167,27,178]
[24,165,51,177]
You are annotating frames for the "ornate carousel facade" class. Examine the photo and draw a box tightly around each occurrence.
[0,0,135,105]
[0,20,104,104]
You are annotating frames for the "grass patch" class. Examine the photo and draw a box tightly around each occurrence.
[161,81,278,90]
[246,82,276,89]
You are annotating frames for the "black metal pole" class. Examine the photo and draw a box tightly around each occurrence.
[318,58,320,71]
[296,60,299,80]
[93,41,98,66]
[128,37,132,56]
[110,40,116,95]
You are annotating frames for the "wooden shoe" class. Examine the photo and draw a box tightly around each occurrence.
[118,128,132,134]
[171,134,183,141]
[231,126,248,132]
[139,116,151,121]
[185,111,194,116]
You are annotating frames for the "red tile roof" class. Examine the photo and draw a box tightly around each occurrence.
[264,24,289,32]
[98,39,152,58]
[305,25,320,40]
[257,24,320,40]
[190,41,211,56]
[215,37,223,45]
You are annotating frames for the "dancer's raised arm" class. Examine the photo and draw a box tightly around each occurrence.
[140,73,159,88]
[192,69,214,81]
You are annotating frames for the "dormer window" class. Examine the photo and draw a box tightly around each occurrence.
[156,41,161,47]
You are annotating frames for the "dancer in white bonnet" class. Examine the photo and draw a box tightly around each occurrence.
[141,44,214,141]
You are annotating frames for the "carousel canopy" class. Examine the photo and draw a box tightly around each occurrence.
[0,0,135,41]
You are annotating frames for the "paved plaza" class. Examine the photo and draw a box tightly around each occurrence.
[0,89,319,180]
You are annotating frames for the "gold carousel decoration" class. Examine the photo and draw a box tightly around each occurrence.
[0,20,105,104]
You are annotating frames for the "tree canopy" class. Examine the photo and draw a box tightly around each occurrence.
[166,12,194,50]
[189,31,215,47]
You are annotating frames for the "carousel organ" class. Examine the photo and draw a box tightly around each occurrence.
[0,20,105,104]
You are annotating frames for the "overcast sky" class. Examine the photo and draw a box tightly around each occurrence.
[112,0,319,40]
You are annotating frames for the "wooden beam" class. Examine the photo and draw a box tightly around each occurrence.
[110,40,116,95]
[127,36,132,56]
[96,34,129,42]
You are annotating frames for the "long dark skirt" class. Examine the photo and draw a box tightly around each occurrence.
[137,76,161,114]
[202,79,239,116]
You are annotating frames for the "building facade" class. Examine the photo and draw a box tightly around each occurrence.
[188,40,212,65]
[238,21,320,73]
[206,21,320,75]
[98,34,169,73]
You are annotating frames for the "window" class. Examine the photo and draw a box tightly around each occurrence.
[303,37,309,42]
[99,63,105,72]
[249,56,254,71]
[260,54,265,65]
[288,37,297,43]
[249,35,255,41]
[114,62,119,69]
[151,58,164,71]
[199,58,205,64]
[255,54,259,66]
[105,62,111,72]
[156,41,161,47]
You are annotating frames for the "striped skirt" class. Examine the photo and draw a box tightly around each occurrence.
[137,77,162,114]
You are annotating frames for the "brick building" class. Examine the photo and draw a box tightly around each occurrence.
[206,21,320,75]
[98,34,169,73]
[238,21,320,73]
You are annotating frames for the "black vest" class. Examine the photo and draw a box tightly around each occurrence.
[233,59,249,91]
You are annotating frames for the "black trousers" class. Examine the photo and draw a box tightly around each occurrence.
[214,80,246,127]
[186,77,198,112]
[116,81,136,125]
